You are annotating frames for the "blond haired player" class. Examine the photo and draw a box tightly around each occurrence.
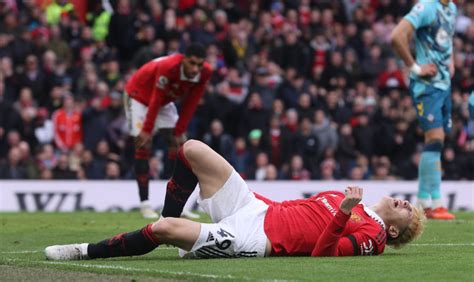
[45,140,425,259]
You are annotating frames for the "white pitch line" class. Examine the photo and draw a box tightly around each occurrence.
[1,250,41,254]
[432,220,474,224]
[4,258,239,280]
[0,247,177,255]
[2,243,474,255]
[410,243,474,247]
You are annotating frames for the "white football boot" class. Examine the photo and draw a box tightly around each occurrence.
[140,200,159,219]
[44,243,89,260]
[181,208,201,219]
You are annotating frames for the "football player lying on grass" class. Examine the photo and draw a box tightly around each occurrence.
[45,140,425,259]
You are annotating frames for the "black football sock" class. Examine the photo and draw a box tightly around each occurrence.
[161,147,198,217]
[135,148,150,202]
[87,224,159,259]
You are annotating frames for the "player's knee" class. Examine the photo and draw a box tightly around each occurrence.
[151,218,180,240]
[182,139,205,160]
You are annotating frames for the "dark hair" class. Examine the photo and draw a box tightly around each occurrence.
[185,43,206,58]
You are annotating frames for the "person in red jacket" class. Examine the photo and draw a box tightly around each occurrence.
[52,95,82,151]
[45,140,426,260]
[124,43,212,219]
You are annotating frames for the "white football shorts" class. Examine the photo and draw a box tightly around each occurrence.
[179,170,269,259]
[123,93,178,136]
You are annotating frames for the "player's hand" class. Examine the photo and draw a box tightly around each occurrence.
[135,131,152,148]
[419,64,437,77]
[340,186,363,215]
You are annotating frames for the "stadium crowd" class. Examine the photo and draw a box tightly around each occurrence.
[0,0,473,181]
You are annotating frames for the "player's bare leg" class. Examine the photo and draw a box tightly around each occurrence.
[44,140,233,260]
[180,139,234,199]
[44,216,202,260]
[418,128,454,220]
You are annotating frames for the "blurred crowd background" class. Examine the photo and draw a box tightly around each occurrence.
[0,0,473,181]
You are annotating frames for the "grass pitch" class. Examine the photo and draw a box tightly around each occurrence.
[1,212,473,281]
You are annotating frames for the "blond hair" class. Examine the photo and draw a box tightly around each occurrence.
[386,205,426,249]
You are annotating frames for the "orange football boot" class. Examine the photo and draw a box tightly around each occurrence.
[426,207,455,220]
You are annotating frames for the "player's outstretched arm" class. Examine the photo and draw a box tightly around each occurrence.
[312,187,364,257]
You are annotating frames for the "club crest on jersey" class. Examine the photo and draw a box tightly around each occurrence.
[157,76,169,89]
[413,3,424,14]
[427,114,434,123]
[350,212,363,223]
[135,121,143,129]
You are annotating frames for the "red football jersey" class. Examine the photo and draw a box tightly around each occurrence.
[52,109,82,150]
[255,191,387,256]
[125,54,212,135]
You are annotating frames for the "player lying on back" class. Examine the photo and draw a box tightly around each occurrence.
[45,140,425,259]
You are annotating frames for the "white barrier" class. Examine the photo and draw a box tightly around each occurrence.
[0,180,473,212]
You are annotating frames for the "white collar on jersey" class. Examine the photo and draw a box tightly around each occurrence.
[363,204,386,230]
[180,64,201,82]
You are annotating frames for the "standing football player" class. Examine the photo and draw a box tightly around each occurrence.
[124,43,212,218]
[391,0,456,219]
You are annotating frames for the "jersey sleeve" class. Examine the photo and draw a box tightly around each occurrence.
[404,2,435,29]
[173,82,206,136]
[253,193,277,205]
[311,210,379,257]
[142,75,168,134]
[173,67,211,136]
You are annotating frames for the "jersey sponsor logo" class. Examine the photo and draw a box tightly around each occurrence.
[316,196,337,216]
[156,75,169,89]
[435,28,449,46]
[417,102,424,116]
[360,239,374,256]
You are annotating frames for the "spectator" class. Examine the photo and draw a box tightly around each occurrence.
[105,162,121,180]
[312,109,338,157]
[37,144,57,171]
[0,147,26,179]
[52,95,82,151]
[264,164,279,180]
[294,117,319,176]
[238,93,270,137]
[18,141,39,179]
[0,0,471,181]
[82,97,108,151]
[46,0,75,26]
[284,154,310,180]
[253,152,270,181]
[17,55,48,107]
[52,153,77,179]
[203,119,234,162]
[231,137,250,178]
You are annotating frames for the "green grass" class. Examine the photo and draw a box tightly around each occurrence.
[1,212,473,281]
